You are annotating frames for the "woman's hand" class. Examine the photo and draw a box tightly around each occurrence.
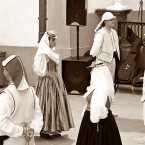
[22,123,34,142]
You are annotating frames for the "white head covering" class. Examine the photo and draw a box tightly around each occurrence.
[2,55,29,90]
[34,30,59,64]
[94,12,116,32]
[47,30,57,39]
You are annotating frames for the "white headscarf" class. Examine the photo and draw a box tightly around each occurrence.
[34,31,59,64]
[2,55,29,90]
[94,12,116,32]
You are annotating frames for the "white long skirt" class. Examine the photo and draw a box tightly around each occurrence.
[89,65,114,97]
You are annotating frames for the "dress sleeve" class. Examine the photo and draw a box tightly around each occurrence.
[30,88,43,135]
[33,54,49,77]
[0,92,23,137]
[90,33,103,57]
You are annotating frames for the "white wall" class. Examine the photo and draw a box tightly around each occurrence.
[88,0,114,13]
[46,0,71,49]
[123,0,145,10]
[0,0,39,46]
[88,0,145,13]
[0,0,144,47]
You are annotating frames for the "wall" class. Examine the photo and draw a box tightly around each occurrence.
[70,14,100,56]
[0,0,39,86]
[88,0,145,12]
[47,0,71,49]
[0,46,37,86]
[0,0,39,46]
[0,0,145,86]
[123,0,145,11]
[0,0,144,47]
[128,10,145,22]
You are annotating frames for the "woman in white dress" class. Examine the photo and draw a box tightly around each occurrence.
[0,55,43,145]
[76,12,122,145]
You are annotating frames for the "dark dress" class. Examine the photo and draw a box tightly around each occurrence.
[76,97,122,145]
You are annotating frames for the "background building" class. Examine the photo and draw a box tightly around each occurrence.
[0,0,145,85]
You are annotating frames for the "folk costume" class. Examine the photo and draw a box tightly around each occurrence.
[33,31,74,137]
[76,12,122,145]
[91,12,120,86]
[0,55,43,145]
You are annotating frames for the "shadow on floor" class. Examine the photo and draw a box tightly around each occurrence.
[35,134,75,145]
[116,117,145,133]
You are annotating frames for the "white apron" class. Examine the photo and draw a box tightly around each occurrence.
[3,84,35,145]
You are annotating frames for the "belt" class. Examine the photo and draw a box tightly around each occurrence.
[87,62,104,69]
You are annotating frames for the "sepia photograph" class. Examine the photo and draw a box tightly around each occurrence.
[0,0,145,145]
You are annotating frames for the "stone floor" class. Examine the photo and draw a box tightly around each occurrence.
[35,90,145,145]
[1,86,144,145]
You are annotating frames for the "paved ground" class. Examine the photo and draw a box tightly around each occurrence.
[35,89,145,145]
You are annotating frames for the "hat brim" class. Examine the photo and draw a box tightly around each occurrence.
[106,16,116,20]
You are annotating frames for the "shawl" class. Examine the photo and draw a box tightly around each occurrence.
[2,55,29,90]
[34,32,59,64]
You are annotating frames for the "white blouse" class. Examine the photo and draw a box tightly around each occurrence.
[90,32,103,58]
[0,89,43,137]
[83,65,115,123]
[33,54,49,77]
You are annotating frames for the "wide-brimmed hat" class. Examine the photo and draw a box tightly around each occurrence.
[94,12,116,32]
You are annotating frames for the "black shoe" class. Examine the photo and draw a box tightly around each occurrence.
[53,133,61,137]
[40,133,53,140]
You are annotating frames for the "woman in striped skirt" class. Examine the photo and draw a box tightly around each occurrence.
[33,30,74,139]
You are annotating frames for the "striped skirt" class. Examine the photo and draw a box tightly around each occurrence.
[35,74,74,133]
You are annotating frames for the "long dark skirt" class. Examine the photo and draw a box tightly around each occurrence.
[0,136,9,145]
[76,110,122,145]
